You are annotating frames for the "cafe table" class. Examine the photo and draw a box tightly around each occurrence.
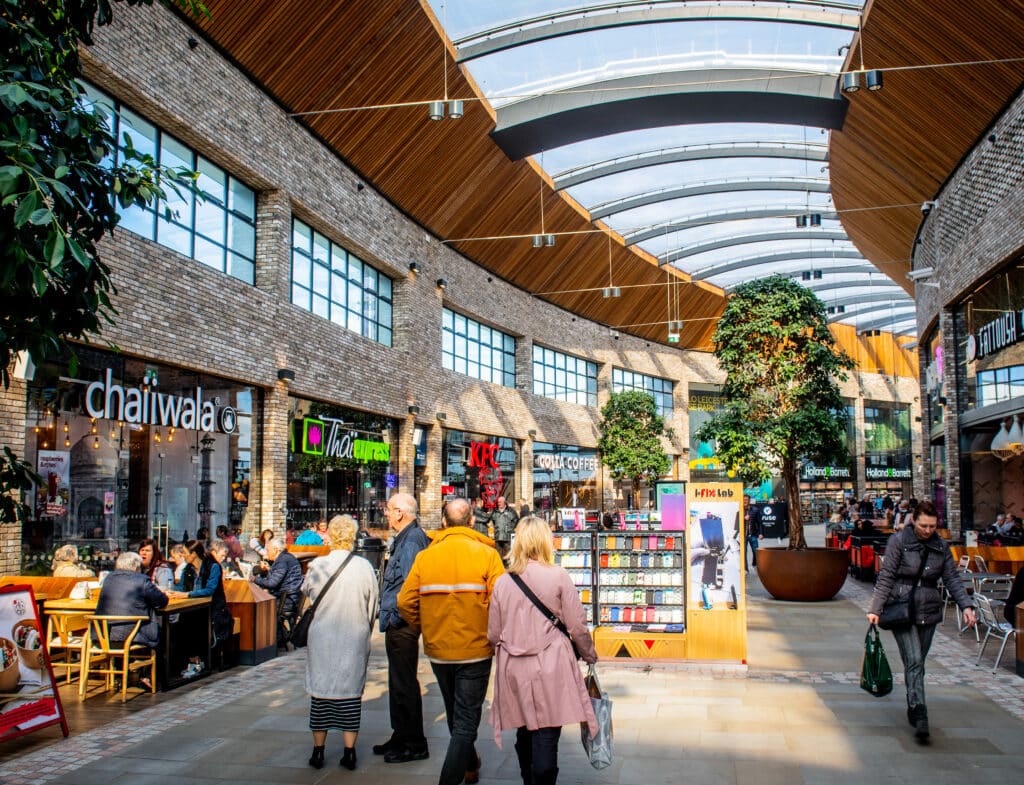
[44,595,212,692]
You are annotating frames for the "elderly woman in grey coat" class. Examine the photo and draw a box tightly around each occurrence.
[302,515,379,771]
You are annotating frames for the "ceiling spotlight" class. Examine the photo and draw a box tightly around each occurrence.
[602,287,621,298]
[802,271,811,281]
[448,99,464,119]
[436,278,448,290]
[809,213,822,227]
[428,101,445,121]
[667,330,680,344]
[531,235,543,248]
[796,215,808,228]
[813,270,823,279]
[544,234,556,247]
[866,69,884,91]
[409,261,421,274]
[841,71,861,93]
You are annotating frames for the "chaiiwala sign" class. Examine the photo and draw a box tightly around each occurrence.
[294,417,390,463]
[84,368,237,433]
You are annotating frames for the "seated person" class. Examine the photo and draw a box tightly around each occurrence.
[215,525,245,561]
[248,528,276,562]
[138,538,174,588]
[851,515,875,536]
[170,543,197,592]
[293,521,324,546]
[94,551,168,650]
[51,544,95,577]
[210,539,245,578]
[168,541,234,652]
[251,537,304,647]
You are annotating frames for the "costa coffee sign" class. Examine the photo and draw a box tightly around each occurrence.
[534,453,598,475]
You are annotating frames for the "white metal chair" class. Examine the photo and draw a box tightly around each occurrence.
[957,554,972,572]
[974,595,1017,673]
[974,554,990,573]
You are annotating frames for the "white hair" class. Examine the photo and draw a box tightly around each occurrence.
[267,537,285,552]
[116,551,143,572]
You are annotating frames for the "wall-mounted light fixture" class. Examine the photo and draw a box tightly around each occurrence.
[527,429,536,437]
[408,405,420,415]
[436,278,448,290]
[187,36,199,50]
[277,368,296,384]
[436,412,447,421]
[409,261,421,275]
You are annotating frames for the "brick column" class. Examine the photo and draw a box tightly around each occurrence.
[941,308,964,536]
[421,424,444,530]
[916,343,933,501]
[254,189,291,299]
[259,383,292,537]
[0,374,28,576]
[396,416,417,496]
[854,392,866,496]
[520,437,534,505]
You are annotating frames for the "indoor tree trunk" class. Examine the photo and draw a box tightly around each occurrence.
[783,456,806,549]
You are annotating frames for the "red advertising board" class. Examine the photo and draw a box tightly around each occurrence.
[0,585,68,741]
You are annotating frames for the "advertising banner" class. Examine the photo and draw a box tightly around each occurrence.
[36,450,70,518]
[0,586,68,741]
[686,483,744,611]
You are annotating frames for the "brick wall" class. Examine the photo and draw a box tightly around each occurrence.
[912,86,1024,535]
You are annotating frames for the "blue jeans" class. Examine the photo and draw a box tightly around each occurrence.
[746,536,759,569]
[430,659,492,785]
[891,623,937,707]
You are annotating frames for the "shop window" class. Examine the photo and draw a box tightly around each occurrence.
[80,83,257,285]
[532,346,597,406]
[976,365,1024,408]
[613,368,673,418]
[442,308,515,387]
[290,219,393,346]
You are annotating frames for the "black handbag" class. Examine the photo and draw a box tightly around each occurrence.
[290,551,354,648]
[509,573,581,659]
[878,549,929,630]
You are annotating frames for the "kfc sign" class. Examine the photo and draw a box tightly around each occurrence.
[468,441,500,469]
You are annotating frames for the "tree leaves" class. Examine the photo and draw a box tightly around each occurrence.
[597,391,672,505]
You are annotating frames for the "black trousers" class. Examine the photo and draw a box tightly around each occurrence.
[277,595,298,648]
[385,624,427,749]
[515,726,561,785]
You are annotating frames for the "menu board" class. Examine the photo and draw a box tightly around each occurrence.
[0,586,68,741]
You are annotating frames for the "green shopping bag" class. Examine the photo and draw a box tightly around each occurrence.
[860,623,893,698]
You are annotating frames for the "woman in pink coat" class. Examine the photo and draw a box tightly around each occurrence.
[488,517,598,785]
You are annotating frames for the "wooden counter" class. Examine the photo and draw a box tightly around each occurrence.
[223,579,277,665]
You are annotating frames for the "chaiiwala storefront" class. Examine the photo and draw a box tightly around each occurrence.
[20,347,256,560]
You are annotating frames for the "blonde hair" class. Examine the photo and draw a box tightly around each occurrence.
[507,516,553,575]
[327,515,357,551]
[53,544,79,563]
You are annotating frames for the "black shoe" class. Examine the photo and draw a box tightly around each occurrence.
[372,739,397,756]
[384,746,430,763]
[340,747,357,770]
[309,746,325,770]
[465,753,482,784]
[913,705,930,741]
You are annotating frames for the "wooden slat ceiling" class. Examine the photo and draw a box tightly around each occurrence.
[830,0,1024,295]
[189,0,920,372]
[192,0,726,349]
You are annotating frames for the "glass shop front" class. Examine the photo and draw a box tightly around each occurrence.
[21,348,256,563]
[286,399,397,533]
[441,429,517,512]
[531,442,601,516]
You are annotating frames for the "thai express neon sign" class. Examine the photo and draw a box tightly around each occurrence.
[295,417,390,463]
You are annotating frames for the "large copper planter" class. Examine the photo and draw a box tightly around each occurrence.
[757,547,849,601]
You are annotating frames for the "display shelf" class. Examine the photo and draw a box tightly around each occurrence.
[552,531,596,623]
[596,529,686,632]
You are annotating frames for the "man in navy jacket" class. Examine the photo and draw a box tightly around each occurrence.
[252,537,303,648]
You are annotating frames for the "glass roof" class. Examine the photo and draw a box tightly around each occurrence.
[428,0,914,336]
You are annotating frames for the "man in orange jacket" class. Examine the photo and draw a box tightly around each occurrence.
[398,497,505,785]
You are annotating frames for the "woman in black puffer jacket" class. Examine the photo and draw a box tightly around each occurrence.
[867,500,976,742]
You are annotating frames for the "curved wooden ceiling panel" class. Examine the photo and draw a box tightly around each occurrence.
[194,0,725,350]
[829,0,1024,293]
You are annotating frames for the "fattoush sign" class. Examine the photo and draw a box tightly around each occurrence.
[84,368,237,434]
[966,309,1024,362]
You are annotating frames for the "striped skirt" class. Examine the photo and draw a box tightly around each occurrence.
[309,696,362,731]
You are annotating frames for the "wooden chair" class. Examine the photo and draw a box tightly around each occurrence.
[45,610,90,684]
[79,615,157,702]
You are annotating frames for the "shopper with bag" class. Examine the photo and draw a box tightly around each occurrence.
[488,516,598,785]
[867,500,975,741]
[301,515,379,771]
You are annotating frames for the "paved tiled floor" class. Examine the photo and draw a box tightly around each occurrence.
[2,526,1022,784]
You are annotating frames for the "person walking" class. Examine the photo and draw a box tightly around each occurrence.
[491,496,519,558]
[398,497,505,785]
[743,496,762,572]
[488,516,598,785]
[303,515,379,770]
[373,492,431,763]
[867,499,976,741]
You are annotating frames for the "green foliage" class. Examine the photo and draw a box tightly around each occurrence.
[0,0,207,524]
[697,275,855,548]
[598,391,672,504]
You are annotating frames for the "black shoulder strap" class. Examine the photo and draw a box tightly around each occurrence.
[307,551,355,615]
[509,572,571,640]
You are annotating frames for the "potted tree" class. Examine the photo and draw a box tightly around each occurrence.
[598,391,672,510]
[697,275,854,600]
